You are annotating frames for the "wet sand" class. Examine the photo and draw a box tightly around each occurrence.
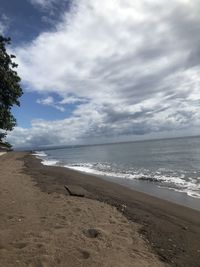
[100,175,200,211]
[0,152,168,267]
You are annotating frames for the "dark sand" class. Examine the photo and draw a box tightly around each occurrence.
[0,152,168,267]
[24,153,200,267]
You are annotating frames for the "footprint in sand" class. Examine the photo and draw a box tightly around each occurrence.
[56,213,66,220]
[40,216,46,222]
[83,228,102,238]
[36,243,44,249]
[12,242,28,249]
[78,249,90,259]
[54,223,63,229]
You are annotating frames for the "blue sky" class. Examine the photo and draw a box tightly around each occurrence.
[1,0,200,148]
[0,0,72,44]
[1,0,74,126]
[12,92,76,128]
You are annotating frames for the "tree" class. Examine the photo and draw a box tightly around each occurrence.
[0,35,23,144]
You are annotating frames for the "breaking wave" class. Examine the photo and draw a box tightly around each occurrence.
[33,151,200,199]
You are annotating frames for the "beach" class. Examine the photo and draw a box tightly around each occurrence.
[0,152,7,156]
[0,152,200,266]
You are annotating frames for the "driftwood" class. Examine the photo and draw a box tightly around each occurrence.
[64,185,86,197]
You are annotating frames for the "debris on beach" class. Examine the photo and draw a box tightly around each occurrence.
[64,184,86,197]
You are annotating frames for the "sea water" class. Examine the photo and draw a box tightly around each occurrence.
[33,136,200,208]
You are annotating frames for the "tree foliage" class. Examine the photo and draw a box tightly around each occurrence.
[0,35,23,143]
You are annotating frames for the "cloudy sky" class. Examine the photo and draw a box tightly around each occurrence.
[1,0,200,148]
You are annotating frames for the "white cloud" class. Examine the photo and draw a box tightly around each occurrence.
[36,96,66,112]
[29,0,55,9]
[29,0,71,16]
[0,23,5,35]
[37,96,54,105]
[36,94,89,112]
[9,0,200,147]
[59,95,88,105]
[0,14,9,35]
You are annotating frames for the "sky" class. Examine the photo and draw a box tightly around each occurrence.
[1,0,200,148]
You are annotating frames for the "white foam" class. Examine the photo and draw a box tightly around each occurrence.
[65,165,101,174]
[33,151,59,166]
[64,163,200,198]
[32,151,47,157]
[155,175,200,196]
[67,165,111,177]
[161,186,200,198]
[64,164,142,179]
[42,160,59,166]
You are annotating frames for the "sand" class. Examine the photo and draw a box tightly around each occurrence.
[24,152,200,267]
[0,152,168,267]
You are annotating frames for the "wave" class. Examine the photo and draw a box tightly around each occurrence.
[64,163,145,179]
[42,159,59,166]
[32,151,47,157]
[36,156,200,199]
[32,151,59,166]
[64,163,200,199]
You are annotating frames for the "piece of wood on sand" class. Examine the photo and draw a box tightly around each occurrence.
[64,184,87,197]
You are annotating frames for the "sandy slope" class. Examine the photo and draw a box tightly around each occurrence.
[0,152,167,267]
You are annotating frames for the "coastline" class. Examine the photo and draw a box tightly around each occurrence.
[24,152,200,267]
[0,152,168,267]
[99,174,200,211]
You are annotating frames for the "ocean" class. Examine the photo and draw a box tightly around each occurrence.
[33,136,200,207]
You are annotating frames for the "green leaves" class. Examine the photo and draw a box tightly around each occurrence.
[0,35,23,142]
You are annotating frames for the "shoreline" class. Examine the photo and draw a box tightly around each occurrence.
[24,152,200,267]
[52,165,200,211]
[1,152,169,267]
[37,151,200,211]
[99,174,200,211]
